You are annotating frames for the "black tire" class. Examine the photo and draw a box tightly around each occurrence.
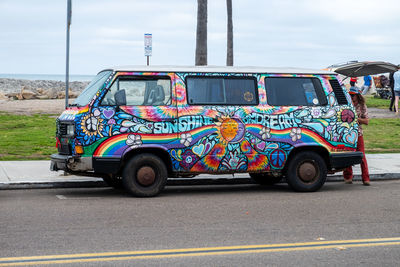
[250,173,282,185]
[285,151,327,192]
[122,154,168,197]
[102,174,123,189]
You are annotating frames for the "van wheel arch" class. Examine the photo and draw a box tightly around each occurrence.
[284,146,330,173]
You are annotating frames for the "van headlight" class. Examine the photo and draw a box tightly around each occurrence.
[66,124,75,137]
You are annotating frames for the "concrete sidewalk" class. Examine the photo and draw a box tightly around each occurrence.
[1,154,400,189]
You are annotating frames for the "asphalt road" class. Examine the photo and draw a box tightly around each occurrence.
[1,180,400,266]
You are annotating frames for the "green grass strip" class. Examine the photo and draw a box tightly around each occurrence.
[0,113,57,160]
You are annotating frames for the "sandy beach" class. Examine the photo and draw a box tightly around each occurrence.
[0,99,70,115]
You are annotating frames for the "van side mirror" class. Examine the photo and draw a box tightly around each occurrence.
[115,89,126,106]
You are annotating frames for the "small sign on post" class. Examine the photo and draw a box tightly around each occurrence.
[144,33,152,66]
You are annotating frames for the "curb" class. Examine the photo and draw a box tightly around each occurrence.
[1,173,399,190]
[0,181,106,190]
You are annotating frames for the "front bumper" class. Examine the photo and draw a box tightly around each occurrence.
[329,151,363,170]
[50,154,92,172]
[50,153,70,171]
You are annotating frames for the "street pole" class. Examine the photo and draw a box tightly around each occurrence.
[65,0,72,109]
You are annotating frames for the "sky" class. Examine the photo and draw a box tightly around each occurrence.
[0,0,399,75]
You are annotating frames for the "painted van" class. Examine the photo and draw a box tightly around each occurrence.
[51,66,363,196]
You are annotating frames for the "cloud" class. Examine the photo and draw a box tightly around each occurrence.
[304,0,400,24]
[1,0,400,74]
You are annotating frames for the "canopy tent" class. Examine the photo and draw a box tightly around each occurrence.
[330,61,398,77]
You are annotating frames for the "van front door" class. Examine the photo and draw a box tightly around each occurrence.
[95,73,177,160]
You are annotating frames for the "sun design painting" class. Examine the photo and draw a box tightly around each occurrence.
[216,117,246,144]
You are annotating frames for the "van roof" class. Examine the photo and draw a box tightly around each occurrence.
[104,65,335,75]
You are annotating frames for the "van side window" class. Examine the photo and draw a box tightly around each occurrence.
[329,79,348,105]
[101,77,171,106]
[186,77,258,105]
[265,77,328,106]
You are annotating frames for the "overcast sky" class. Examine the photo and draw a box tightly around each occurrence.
[0,0,399,75]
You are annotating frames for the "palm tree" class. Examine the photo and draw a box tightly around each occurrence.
[226,0,233,66]
[195,0,207,66]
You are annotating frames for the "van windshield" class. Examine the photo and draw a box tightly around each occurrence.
[72,70,112,107]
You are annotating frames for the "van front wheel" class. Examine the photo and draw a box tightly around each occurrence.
[123,154,168,197]
[286,151,327,192]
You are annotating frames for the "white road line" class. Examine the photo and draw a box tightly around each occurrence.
[56,195,102,200]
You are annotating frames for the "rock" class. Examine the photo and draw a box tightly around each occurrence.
[47,88,59,99]
[21,90,36,100]
[0,78,90,97]
[57,91,66,99]
[19,86,36,100]
[0,92,6,100]
[68,90,79,98]
[5,92,19,100]
[36,87,45,95]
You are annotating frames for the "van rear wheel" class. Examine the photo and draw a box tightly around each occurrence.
[250,173,282,185]
[123,154,168,197]
[286,151,327,192]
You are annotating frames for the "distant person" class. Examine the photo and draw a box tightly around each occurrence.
[393,67,400,114]
[361,75,372,95]
[343,87,370,186]
[389,71,395,111]
[379,75,390,88]
[350,77,357,87]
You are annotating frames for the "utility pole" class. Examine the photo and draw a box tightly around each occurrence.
[65,0,72,108]
[226,0,233,66]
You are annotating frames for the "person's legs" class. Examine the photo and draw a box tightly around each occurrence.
[389,87,395,111]
[361,85,370,95]
[395,94,399,113]
[357,135,370,184]
[343,166,353,183]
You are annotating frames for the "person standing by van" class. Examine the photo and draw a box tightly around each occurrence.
[393,68,400,114]
[389,71,395,112]
[343,87,370,186]
[350,77,357,87]
[361,75,372,95]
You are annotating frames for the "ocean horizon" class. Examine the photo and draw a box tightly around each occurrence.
[0,73,94,82]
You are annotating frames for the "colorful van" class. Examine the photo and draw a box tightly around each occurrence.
[51,66,362,196]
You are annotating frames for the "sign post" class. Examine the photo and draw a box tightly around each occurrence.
[65,0,72,109]
[144,33,152,66]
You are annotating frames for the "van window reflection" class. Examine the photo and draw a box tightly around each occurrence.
[101,77,171,106]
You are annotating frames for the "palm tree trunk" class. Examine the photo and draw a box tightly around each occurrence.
[226,0,233,66]
[195,0,207,66]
